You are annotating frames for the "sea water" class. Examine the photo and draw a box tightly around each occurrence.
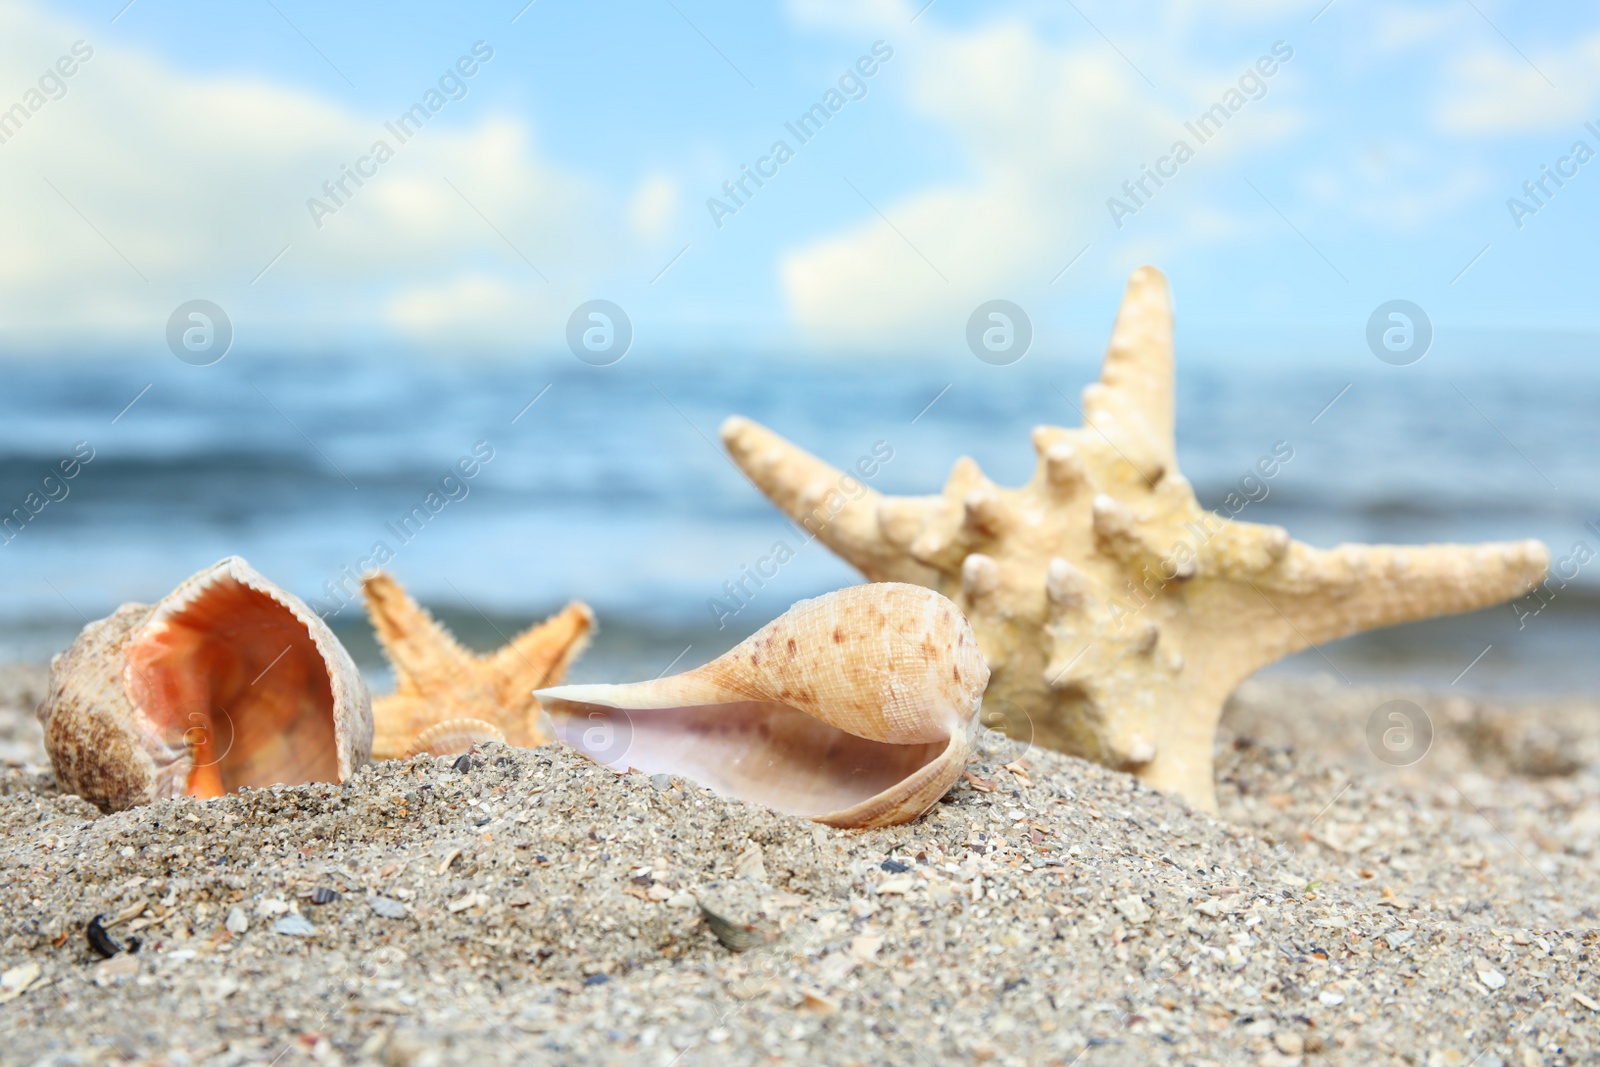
[1,328,1595,694]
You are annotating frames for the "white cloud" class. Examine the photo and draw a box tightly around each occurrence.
[787,0,910,33]
[629,173,682,241]
[1372,4,1465,52]
[384,272,559,347]
[0,2,605,349]
[1301,137,1490,230]
[1437,33,1600,133]
[778,17,1302,346]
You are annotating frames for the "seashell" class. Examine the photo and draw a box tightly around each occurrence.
[721,266,1549,813]
[403,718,506,758]
[695,881,783,952]
[536,583,988,829]
[37,556,372,812]
[362,571,592,759]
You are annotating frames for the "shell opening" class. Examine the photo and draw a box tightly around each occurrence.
[123,572,339,797]
[546,698,950,819]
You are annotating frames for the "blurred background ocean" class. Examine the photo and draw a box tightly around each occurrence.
[3,319,1595,694]
[4,1,1600,697]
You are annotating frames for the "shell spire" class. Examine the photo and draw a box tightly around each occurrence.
[720,266,1548,812]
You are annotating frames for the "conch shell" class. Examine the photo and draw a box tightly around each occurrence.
[37,557,372,812]
[536,583,988,829]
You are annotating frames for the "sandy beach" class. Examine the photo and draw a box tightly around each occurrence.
[7,1,1600,1063]
[1,662,1596,1066]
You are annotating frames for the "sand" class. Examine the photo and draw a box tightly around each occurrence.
[2,661,1597,1066]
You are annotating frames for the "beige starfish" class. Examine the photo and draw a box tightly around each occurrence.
[721,266,1548,812]
[362,571,594,759]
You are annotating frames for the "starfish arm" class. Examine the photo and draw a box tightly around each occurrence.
[721,416,940,585]
[1080,266,1176,476]
[488,602,595,710]
[1252,538,1549,651]
[361,572,473,696]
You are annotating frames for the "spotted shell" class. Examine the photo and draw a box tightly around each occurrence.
[536,583,988,829]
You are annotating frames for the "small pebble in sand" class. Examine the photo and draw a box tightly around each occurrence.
[696,881,782,952]
[849,934,883,961]
[256,897,289,918]
[310,887,340,905]
[1113,895,1153,925]
[368,895,408,919]
[732,843,766,882]
[225,906,249,934]
[273,914,316,937]
[874,875,914,896]
[800,989,839,1015]
[0,961,41,1002]
[92,954,138,986]
[447,892,489,914]
[85,914,121,958]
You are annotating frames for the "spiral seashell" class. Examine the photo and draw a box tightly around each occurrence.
[37,556,372,812]
[403,718,506,758]
[535,583,988,830]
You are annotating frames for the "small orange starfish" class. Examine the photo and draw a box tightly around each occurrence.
[362,571,594,759]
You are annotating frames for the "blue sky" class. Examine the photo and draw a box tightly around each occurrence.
[2,0,1598,357]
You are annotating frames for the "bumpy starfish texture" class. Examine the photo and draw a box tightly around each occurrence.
[721,266,1549,812]
[362,572,593,759]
